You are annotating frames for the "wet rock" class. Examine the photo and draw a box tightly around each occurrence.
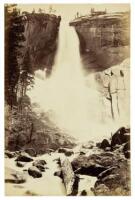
[111,127,130,147]
[15,154,33,162]
[80,190,87,196]
[124,151,130,159]
[33,160,46,166]
[94,160,130,195]
[54,171,63,179]
[79,151,86,155]
[58,148,74,156]
[65,151,74,156]
[100,139,110,150]
[16,161,25,168]
[5,150,15,158]
[96,142,101,148]
[28,167,42,178]
[33,160,46,172]
[75,164,107,176]
[72,152,116,171]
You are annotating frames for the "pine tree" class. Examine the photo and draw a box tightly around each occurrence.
[19,49,34,97]
[5,4,25,107]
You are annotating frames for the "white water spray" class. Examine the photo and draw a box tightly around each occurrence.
[28,21,129,141]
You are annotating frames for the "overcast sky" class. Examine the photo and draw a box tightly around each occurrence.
[17,4,130,21]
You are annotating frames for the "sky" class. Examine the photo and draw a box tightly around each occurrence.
[17,4,130,21]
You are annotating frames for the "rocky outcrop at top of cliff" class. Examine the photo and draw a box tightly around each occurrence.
[70,12,130,72]
[22,13,61,76]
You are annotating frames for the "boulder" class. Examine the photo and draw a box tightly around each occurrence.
[79,151,86,155]
[28,167,42,178]
[16,161,25,168]
[65,151,74,157]
[100,139,110,150]
[111,127,130,147]
[5,150,15,158]
[124,151,130,159]
[94,160,131,195]
[75,164,107,176]
[58,148,74,156]
[72,152,116,171]
[80,190,87,196]
[33,160,46,166]
[33,160,46,172]
[96,142,101,148]
[15,154,33,162]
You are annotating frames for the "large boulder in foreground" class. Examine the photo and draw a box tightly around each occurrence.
[72,152,117,171]
[93,160,130,195]
[28,167,42,178]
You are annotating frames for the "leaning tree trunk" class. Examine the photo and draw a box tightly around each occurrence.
[60,157,79,196]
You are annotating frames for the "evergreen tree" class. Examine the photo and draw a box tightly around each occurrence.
[19,49,34,97]
[5,4,25,107]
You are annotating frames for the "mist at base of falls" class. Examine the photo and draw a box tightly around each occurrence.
[27,21,129,142]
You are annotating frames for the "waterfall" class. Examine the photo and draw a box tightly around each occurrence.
[27,21,127,142]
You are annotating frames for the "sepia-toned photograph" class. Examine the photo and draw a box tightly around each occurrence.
[4,3,130,196]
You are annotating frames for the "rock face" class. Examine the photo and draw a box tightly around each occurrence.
[22,13,61,75]
[70,12,130,72]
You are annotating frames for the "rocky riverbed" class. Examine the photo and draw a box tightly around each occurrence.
[5,126,130,196]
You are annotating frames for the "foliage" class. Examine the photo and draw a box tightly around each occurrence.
[5,4,25,107]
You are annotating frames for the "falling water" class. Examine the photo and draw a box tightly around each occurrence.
[28,21,128,142]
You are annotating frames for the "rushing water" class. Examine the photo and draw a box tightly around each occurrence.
[28,20,129,142]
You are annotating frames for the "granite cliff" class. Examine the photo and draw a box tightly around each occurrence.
[70,11,130,72]
[22,13,61,76]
